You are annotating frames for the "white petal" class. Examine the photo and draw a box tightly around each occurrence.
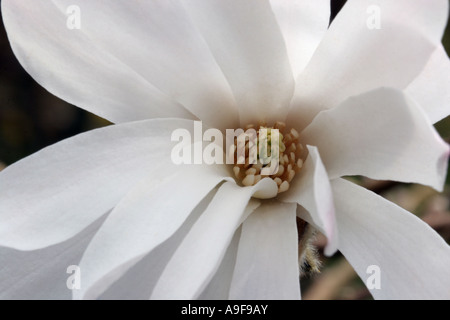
[2,0,238,129]
[182,0,294,125]
[74,165,229,300]
[332,178,450,299]
[97,198,259,300]
[406,45,450,123]
[288,0,449,130]
[199,200,260,300]
[300,88,449,191]
[0,215,106,299]
[81,186,218,299]
[279,146,338,256]
[197,228,242,300]
[269,0,330,78]
[150,179,277,299]
[0,118,197,250]
[229,201,300,300]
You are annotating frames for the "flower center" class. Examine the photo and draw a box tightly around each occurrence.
[230,121,304,194]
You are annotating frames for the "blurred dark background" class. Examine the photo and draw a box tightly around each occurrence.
[0,0,449,300]
[0,0,110,167]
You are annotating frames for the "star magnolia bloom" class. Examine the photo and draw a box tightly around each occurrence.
[1,0,450,300]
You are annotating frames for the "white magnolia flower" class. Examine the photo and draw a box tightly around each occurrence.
[1,0,450,300]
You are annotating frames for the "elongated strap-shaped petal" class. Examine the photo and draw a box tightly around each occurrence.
[74,165,230,300]
[94,198,260,300]
[406,45,450,124]
[288,0,449,131]
[2,0,239,129]
[0,214,107,299]
[198,200,260,300]
[91,187,221,299]
[279,146,338,256]
[332,178,450,299]
[0,118,198,250]
[182,0,295,125]
[150,179,278,299]
[300,88,449,191]
[197,229,242,300]
[269,0,330,78]
[229,201,300,300]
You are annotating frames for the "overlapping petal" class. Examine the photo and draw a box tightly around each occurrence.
[150,179,277,299]
[406,45,450,123]
[269,0,330,78]
[74,165,230,300]
[332,178,450,299]
[288,0,449,130]
[279,146,338,256]
[229,201,300,300]
[94,188,222,300]
[2,0,240,129]
[300,88,449,191]
[198,201,260,300]
[0,118,199,250]
[182,0,294,125]
[1,0,449,301]
[0,215,106,299]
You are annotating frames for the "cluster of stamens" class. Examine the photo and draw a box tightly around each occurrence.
[230,121,304,194]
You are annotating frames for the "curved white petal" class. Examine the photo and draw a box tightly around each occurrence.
[74,165,230,300]
[0,118,197,250]
[182,0,294,125]
[279,146,337,256]
[150,179,278,299]
[332,178,450,300]
[288,0,449,130]
[269,0,330,78]
[199,200,260,300]
[300,88,449,191]
[229,201,300,300]
[406,45,450,123]
[92,186,221,299]
[0,214,106,299]
[197,228,242,300]
[2,0,239,129]
[95,198,260,300]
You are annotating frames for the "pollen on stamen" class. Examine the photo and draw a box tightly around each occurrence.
[231,121,305,194]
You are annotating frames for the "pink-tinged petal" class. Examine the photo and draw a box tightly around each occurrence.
[150,179,278,299]
[332,178,450,299]
[2,0,239,129]
[182,0,294,125]
[288,0,448,131]
[0,118,199,250]
[229,201,300,300]
[301,88,449,191]
[269,0,330,78]
[406,45,450,123]
[279,146,338,256]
